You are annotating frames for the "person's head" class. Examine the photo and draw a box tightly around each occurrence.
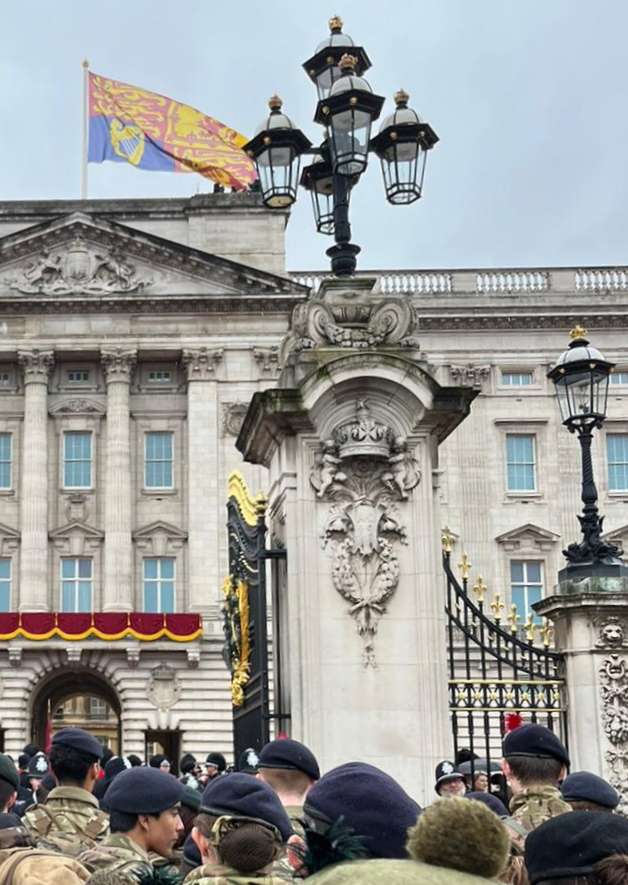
[560,772,619,814]
[502,724,569,792]
[148,754,164,769]
[472,772,488,792]
[159,759,171,774]
[105,767,184,858]
[407,797,510,879]
[180,753,197,776]
[256,738,320,804]
[177,785,202,850]
[205,752,227,778]
[22,743,40,759]
[27,752,50,790]
[525,811,628,885]
[238,747,260,775]
[294,762,422,875]
[193,772,292,874]
[464,791,510,818]
[127,754,142,767]
[0,754,19,813]
[18,753,30,771]
[435,762,466,797]
[49,727,103,790]
[100,747,114,767]
[103,756,131,786]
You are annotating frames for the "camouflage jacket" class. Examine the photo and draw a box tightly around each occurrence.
[78,833,153,877]
[23,786,109,855]
[184,862,290,885]
[503,786,571,855]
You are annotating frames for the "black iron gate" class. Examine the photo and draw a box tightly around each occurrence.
[442,527,567,781]
[222,471,286,762]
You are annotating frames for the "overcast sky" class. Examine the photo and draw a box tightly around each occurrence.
[1,0,626,273]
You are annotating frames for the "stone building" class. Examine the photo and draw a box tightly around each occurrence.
[0,191,625,768]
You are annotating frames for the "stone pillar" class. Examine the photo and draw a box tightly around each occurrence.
[17,349,54,612]
[101,347,137,612]
[182,347,223,612]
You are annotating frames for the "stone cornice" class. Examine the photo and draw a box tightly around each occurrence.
[17,348,54,383]
[101,347,137,383]
[417,312,628,331]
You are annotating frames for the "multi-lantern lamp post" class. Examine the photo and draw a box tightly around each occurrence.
[243,16,439,277]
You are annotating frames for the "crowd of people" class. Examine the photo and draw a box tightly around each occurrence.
[0,722,624,884]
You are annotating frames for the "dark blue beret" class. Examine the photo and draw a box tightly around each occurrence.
[104,756,132,782]
[561,770,619,809]
[465,791,510,817]
[27,753,49,777]
[525,811,628,883]
[258,738,320,781]
[200,772,293,841]
[52,727,103,759]
[0,754,18,790]
[304,762,422,859]
[105,767,184,814]
[502,723,570,767]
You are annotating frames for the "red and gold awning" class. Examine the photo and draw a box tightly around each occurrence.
[0,613,202,642]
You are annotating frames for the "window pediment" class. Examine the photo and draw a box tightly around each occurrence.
[0,521,20,556]
[133,521,187,557]
[495,523,560,553]
[50,522,104,557]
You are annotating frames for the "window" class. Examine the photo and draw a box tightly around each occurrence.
[67,371,90,383]
[88,698,108,720]
[506,434,536,492]
[148,370,172,383]
[0,559,11,611]
[0,374,10,387]
[510,561,543,620]
[63,432,92,488]
[611,372,628,386]
[608,434,628,492]
[0,434,12,489]
[143,557,175,613]
[61,558,93,612]
[145,432,174,489]
[501,371,533,387]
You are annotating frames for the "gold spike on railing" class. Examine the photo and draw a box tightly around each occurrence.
[459,553,472,581]
[539,618,554,647]
[507,603,520,635]
[490,593,504,622]
[523,612,538,643]
[472,575,487,605]
[442,525,455,554]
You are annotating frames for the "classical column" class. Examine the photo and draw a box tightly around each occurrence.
[101,347,137,612]
[182,347,223,612]
[17,349,54,612]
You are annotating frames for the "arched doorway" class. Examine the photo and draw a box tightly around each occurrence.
[30,669,121,754]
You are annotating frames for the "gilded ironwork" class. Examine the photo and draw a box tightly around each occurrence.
[459,552,472,581]
[540,619,554,647]
[228,470,265,527]
[442,525,455,554]
[490,592,504,622]
[523,612,538,643]
[508,603,521,635]
[472,575,488,605]
[221,577,250,707]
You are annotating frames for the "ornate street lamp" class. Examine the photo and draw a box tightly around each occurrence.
[548,326,623,568]
[244,17,439,277]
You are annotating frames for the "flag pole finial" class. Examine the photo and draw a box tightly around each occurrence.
[82,59,89,69]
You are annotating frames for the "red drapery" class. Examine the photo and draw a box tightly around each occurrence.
[0,613,202,642]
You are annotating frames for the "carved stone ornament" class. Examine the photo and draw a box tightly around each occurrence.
[7,648,21,668]
[285,295,420,355]
[66,494,88,523]
[600,652,628,812]
[182,347,223,381]
[146,663,182,711]
[53,399,102,414]
[253,346,280,377]
[222,402,249,437]
[310,400,421,667]
[596,616,627,649]
[450,365,491,388]
[17,349,54,382]
[101,347,137,383]
[9,237,152,296]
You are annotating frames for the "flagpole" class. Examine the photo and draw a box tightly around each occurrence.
[81,59,89,199]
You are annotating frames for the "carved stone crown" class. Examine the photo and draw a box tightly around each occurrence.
[334,400,393,460]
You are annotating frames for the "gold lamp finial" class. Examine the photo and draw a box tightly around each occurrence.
[329,14,343,32]
[339,53,358,72]
[570,325,587,341]
[394,88,410,106]
[82,59,89,69]
[268,95,283,111]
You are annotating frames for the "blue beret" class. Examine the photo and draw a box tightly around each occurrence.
[52,727,103,759]
[561,771,619,809]
[502,723,570,767]
[304,762,422,859]
[27,753,49,776]
[258,739,320,780]
[526,812,628,883]
[105,767,184,814]
[0,754,18,790]
[465,791,510,817]
[200,772,293,841]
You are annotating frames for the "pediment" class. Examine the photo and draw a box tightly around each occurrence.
[0,212,307,305]
[49,521,104,540]
[604,523,628,542]
[132,520,188,540]
[0,522,20,540]
[495,523,560,552]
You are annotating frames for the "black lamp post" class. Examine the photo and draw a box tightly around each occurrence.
[243,16,439,277]
[548,326,625,572]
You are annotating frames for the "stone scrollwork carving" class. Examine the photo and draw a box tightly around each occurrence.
[600,653,628,812]
[450,365,491,388]
[596,616,626,649]
[222,402,249,437]
[311,400,420,667]
[101,347,137,383]
[10,237,152,295]
[146,663,182,711]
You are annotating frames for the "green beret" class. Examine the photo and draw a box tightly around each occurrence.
[0,754,18,791]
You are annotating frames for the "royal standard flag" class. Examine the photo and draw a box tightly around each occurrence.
[88,72,257,190]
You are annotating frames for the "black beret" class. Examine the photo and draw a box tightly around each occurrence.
[502,723,570,767]
[180,753,197,774]
[105,767,184,814]
[304,762,422,860]
[465,791,510,817]
[561,771,619,809]
[104,756,132,782]
[27,753,49,777]
[206,752,226,772]
[200,772,293,841]
[258,738,320,780]
[435,761,464,788]
[0,754,18,791]
[525,811,628,883]
[52,727,103,759]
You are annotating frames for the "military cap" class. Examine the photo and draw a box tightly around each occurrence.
[180,752,197,774]
[0,754,18,790]
[435,761,464,789]
[200,771,293,841]
[237,747,259,774]
[502,723,570,767]
[105,766,184,814]
[104,755,132,782]
[52,726,104,759]
[206,751,226,772]
[258,738,320,780]
[464,791,509,818]
[525,811,628,883]
[27,752,49,777]
[304,762,422,860]
[560,770,619,809]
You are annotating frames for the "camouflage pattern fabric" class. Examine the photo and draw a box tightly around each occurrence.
[507,785,571,846]
[0,847,91,884]
[183,863,289,885]
[79,833,153,877]
[23,786,109,856]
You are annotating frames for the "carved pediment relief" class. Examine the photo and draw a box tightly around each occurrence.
[133,520,188,557]
[495,523,560,552]
[50,521,104,556]
[50,399,106,415]
[0,522,20,557]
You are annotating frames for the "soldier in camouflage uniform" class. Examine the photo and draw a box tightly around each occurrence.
[184,773,293,885]
[79,767,183,878]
